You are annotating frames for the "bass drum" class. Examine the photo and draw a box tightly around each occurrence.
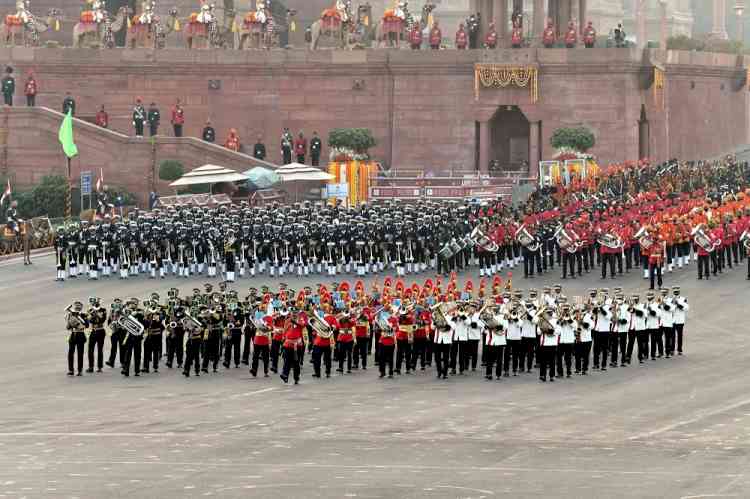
[438,243,454,260]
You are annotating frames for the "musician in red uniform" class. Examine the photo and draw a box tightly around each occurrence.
[408,20,422,50]
[484,21,498,49]
[171,99,185,137]
[455,23,468,49]
[311,311,333,378]
[395,301,415,374]
[250,316,272,377]
[336,307,355,373]
[24,73,36,107]
[270,311,285,373]
[564,20,577,48]
[411,304,430,370]
[429,21,442,49]
[511,19,523,48]
[583,21,596,48]
[542,19,556,48]
[225,128,241,152]
[648,230,666,290]
[353,304,371,369]
[378,309,398,378]
[280,312,305,384]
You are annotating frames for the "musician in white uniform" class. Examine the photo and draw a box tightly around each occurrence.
[610,293,631,367]
[504,297,523,376]
[630,295,649,363]
[645,291,662,359]
[484,309,507,380]
[556,303,576,378]
[534,308,559,382]
[592,288,612,371]
[671,286,689,355]
[659,288,676,358]
[575,303,594,375]
[519,291,537,373]
[466,303,483,371]
[433,310,454,380]
[450,303,469,375]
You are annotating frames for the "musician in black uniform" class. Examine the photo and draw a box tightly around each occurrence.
[183,304,205,377]
[85,297,107,373]
[310,131,322,166]
[142,301,165,373]
[202,120,216,143]
[147,102,160,136]
[223,299,245,368]
[106,298,126,368]
[202,305,224,373]
[121,299,145,377]
[65,301,88,376]
[165,290,186,368]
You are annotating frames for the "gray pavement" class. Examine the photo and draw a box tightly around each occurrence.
[1,254,749,499]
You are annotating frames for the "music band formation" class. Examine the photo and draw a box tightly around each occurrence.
[50,157,750,288]
[64,276,689,384]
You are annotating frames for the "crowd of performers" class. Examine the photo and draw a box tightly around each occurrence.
[64,276,689,384]
[51,157,750,287]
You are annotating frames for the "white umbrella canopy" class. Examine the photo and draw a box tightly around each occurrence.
[276,163,334,182]
[169,164,249,187]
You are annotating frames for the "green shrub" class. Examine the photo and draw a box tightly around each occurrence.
[550,127,595,152]
[328,128,377,153]
[159,160,185,182]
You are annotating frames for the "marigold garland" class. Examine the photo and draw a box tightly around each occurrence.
[474,64,538,102]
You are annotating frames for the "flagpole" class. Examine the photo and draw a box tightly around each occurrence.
[66,157,71,220]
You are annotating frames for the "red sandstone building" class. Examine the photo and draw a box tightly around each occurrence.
[0,47,747,204]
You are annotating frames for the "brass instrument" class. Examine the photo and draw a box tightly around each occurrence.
[117,314,145,336]
[597,231,623,250]
[515,223,541,252]
[532,305,556,335]
[470,226,499,252]
[65,305,86,330]
[691,224,720,253]
[224,236,236,254]
[740,230,750,251]
[309,313,333,339]
[634,226,654,251]
[553,223,580,254]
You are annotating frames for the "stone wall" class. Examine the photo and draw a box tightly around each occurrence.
[0,46,747,204]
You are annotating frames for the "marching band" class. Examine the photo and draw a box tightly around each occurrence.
[51,158,750,286]
[63,277,689,384]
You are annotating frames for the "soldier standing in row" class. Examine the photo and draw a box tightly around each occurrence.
[24,73,36,107]
[254,134,267,160]
[171,99,185,137]
[1,67,14,106]
[202,119,215,143]
[147,102,160,137]
[133,98,146,137]
[281,127,293,164]
[294,131,307,164]
[429,21,441,49]
[62,91,76,116]
[95,105,108,128]
[310,131,322,167]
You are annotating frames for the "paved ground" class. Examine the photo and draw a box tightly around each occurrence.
[1,253,749,499]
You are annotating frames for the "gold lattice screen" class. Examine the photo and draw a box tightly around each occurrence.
[474,64,539,103]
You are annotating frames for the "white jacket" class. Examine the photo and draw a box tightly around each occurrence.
[594,302,613,332]
[645,301,660,329]
[558,318,577,344]
[467,312,484,340]
[579,312,594,342]
[486,316,508,346]
[659,298,674,328]
[631,304,647,331]
[672,297,689,324]
[614,304,631,333]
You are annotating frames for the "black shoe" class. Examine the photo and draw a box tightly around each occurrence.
[379,373,385,378]
[250,369,257,377]
[550,377,555,382]
[85,368,93,373]
[143,368,149,373]
[166,363,172,369]
[388,374,393,379]
[67,371,74,376]
[566,373,571,378]
[105,361,114,368]
[485,375,492,380]
[294,380,299,385]
[346,370,352,374]
[122,372,129,377]
[264,373,269,377]
[134,373,139,377]
[96,368,102,373]
[280,374,288,383]
[601,367,607,371]
[582,371,588,375]
[443,374,448,379]
[312,374,321,378]
[223,363,230,369]
[540,377,546,382]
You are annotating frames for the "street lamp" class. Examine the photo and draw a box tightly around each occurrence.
[735,2,745,46]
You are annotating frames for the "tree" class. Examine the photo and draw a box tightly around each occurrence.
[158,160,185,182]
[328,128,377,155]
[16,175,68,218]
[550,126,595,153]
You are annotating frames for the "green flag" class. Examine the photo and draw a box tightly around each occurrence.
[58,110,78,159]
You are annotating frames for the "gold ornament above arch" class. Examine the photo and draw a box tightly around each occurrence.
[474,64,539,103]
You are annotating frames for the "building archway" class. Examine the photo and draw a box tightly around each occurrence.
[483,105,530,175]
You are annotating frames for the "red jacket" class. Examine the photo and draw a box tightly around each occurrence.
[294,137,307,156]
[455,29,467,49]
[95,110,109,128]
[171,106,185,125]
[409,26,422,45]
[429,27,441,46]
[379,316,398,346]
[283,324,304,349]
[337,316,354,343]
[24,79,37,96]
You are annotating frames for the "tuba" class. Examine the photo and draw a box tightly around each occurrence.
[430,302,450,329]
[553,223,579,254]
[117,314,145,336]
[597,231,623,250]
[691,223,720,253]
[634,226,653,251]
[309,313,333,339]
[515,223,540,252]
[469,226,499,252]
[740,230,750,251]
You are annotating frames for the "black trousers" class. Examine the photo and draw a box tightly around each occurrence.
[450,340,467,372]
[166,330,184,367]
[556,343,573,376]
[3,92,12,106]
[520,337,536,371]
[149,123,158,136]
[108,328,125,366]
[411,337,428,369]
[505,339,521,373]
[674,323,685,353]
[593,330,609,368]
[311,154,320,167]
[649,262,663,289]
[87,328,106,370]
[338,341,353,371]
[610,332,627,365]
[26,94,35,106]
[224,331,242,367]
[484,344,505,377]
[184,337,202,374]
[250,343,269,375]
[143,333,162,371]
[202,331,221,371]
[396,339,412,372]
[698,254,710,278]
[173,124,183,137]
[637,330,650,361]
[281,346,300,382]
[649,328,664,358]
[122,334,142,375]
[270,339,282,372]
[601,253,616,278]
[434,342,451,377]
[242,327,255,364]
[626,330,638,362]
[312,344,332,376]
[296,154,305,164]
[574,341,591,373]
[379,344,394,376]
[539,345,557,379]
[68,331,86,373]
[562,251,576,277]
[354,336,369,368]
[134,119,144,136]
[663,326,675,356]
[466,339,480,370]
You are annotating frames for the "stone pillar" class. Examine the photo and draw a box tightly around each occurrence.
[559,0,571,34]
[712,0,729,40]
[495,0,509,42]
[579,0,586,34]
[533,0,545,39]
[479,120,490,174]
[528,121,541,177]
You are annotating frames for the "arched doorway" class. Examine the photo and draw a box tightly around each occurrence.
[487,105,530,175]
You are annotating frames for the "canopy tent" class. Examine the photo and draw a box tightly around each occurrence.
[169,164,249,188]
[275,163,334,201]
[276,163,334,182]
[243,166,281,189]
